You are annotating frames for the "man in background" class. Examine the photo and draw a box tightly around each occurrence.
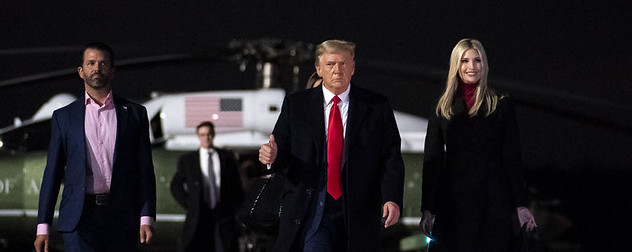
[171,121,245,252]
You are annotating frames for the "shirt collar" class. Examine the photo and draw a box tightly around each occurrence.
[322,84,350,105]
[85,90,115,107]
[200,147,215,155]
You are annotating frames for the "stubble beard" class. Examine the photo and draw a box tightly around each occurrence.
[85,74,109,90]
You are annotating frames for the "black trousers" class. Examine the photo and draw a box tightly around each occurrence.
[186,206,223,252]
[62,202,137,252]
[303,194,347,252]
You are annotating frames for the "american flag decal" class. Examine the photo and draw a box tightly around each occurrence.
[185,96,243,129]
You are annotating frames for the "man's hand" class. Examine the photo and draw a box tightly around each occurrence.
[382,201,400,228]
[517,207,537,231]
[259,134,277,165]
[34,234,49,252]
[419,210,435,237]
[139,225,153,244]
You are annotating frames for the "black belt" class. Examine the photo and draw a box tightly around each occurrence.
[85,194,110,206]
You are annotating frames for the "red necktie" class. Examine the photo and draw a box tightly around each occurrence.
[327,96,343,199]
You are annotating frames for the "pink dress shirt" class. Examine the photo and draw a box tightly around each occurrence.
[37,91,152,236]
[84,91,117,194]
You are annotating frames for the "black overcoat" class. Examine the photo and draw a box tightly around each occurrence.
[270,84,405,252]
[170,148,245,252]
[421,96,530,251]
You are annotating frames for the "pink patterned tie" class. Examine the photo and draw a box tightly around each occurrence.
[327,96,343,199]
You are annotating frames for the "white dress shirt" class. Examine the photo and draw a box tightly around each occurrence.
[200,147,221,198]
[322,84,350,138]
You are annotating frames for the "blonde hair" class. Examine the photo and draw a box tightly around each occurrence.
[314,40,356,66]
[436,38,502,119]
[305,72,322,89]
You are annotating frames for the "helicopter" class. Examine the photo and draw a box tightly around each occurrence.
[0,39,428,251]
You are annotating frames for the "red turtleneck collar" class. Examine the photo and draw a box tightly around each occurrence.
[461,81,478,111]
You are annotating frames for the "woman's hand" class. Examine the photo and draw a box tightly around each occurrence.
[419,210,435,237]
[517,207,537,231]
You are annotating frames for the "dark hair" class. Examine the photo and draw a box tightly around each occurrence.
[81,42,114,66]
[196,121,216,137]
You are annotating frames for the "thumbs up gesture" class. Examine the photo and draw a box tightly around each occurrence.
[259,134,277,165]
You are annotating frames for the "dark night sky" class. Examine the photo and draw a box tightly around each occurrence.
[2,1,630,169]
[1,1,632,249]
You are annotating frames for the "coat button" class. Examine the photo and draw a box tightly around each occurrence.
[306,188,313,195]
[294,219,301,225]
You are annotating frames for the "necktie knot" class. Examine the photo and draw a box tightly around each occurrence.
[332,95,341,105]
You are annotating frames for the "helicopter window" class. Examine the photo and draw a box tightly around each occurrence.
[150,110,164,140]
[0,120,52,151]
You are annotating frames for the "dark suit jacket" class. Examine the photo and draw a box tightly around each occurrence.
[421,96,529,251]
[170,148,245,252]
[37,95,156,234]
[270,84,405,252]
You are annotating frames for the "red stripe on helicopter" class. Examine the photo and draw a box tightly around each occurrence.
[185,96,243,129]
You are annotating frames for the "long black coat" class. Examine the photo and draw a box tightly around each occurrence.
[270,84,405,252]
[170,148,245,252]
[421,96,530,252]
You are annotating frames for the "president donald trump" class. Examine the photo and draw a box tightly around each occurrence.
[259,39,405,252]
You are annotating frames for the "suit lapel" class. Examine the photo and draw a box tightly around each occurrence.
[194,151,204,186]
[217,150,228,189]
[113,96,128,164]
[69,99,88,175]
[344,85,368,166]
[308,89,325,162]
